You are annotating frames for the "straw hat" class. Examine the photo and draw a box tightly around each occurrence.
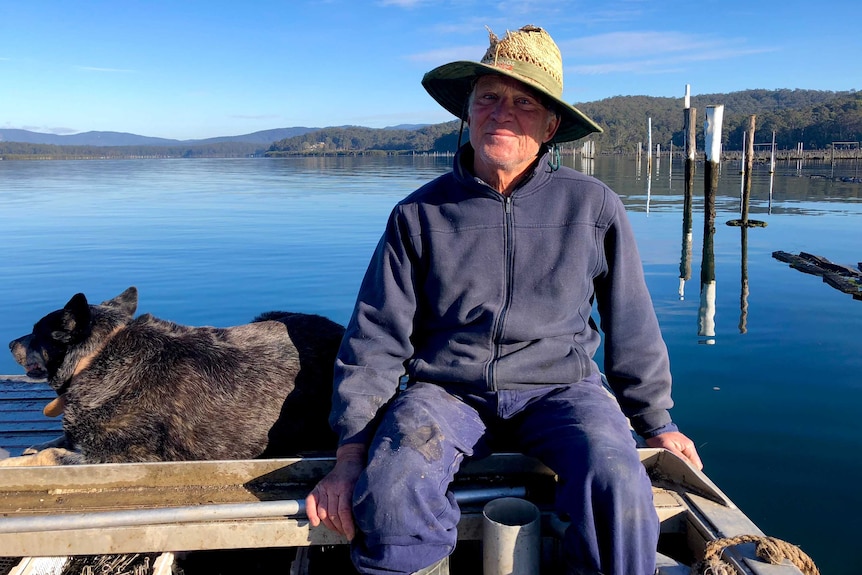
[421,25,602,143]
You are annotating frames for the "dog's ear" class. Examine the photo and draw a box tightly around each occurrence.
[64,293,89,315]
[54,293,91,343]
[103,287,138,317]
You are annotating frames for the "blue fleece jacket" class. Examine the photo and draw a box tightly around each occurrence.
[331,145,675,446]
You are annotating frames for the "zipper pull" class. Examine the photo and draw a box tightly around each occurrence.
[398,375,410,392]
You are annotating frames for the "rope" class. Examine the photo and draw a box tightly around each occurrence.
[693,534,819,575]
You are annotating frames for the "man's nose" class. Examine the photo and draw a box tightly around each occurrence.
[489,98,515,119]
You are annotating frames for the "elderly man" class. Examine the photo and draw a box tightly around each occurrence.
[307,25,702,575]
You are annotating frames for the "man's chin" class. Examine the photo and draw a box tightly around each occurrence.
[473,146,538,176]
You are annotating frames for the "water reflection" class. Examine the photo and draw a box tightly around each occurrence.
[738,225,749,334]
[697,190,717,344]
[678,175,693,300]
[690,159,760,341]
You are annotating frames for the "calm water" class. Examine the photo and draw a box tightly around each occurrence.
[1,155,860,574]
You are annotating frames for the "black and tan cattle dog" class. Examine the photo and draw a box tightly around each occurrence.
[4,287,343,465]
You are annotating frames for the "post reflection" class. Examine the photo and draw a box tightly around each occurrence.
[678,170,693,300]
[739,224,749,334]
[698,197,717,345]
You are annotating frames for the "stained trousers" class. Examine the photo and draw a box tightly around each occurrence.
[349,373,659,575]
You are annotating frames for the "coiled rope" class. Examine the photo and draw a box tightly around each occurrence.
[693,534,819,575]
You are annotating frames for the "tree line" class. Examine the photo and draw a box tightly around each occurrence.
[2,89,859,159]
[577,89,861,154]
[265,89,860,156]
[265,121,463,156]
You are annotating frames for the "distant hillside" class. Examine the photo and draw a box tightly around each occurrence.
[2,89,860,158]
[268,89,861,155]
[576,89,861,153]
[0,127,319,147]
[266,121,461,156]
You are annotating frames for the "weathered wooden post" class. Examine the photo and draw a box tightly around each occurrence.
[741,115,756,223]
[699,105,723,342]
[728,116,767,228]
[769,131,776,212]
[684,86,697,208]
[769,131,776,174]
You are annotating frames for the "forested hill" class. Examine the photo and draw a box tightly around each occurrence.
[2,89,859,159]
[266,121,464,156]
[577,89,861,153]
[265,88,860,155]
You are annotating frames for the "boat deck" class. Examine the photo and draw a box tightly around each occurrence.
[0,377,806,575]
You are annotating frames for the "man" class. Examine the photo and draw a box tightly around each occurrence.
[307,25,702,575]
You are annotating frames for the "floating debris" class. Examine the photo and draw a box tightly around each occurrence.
[772,251,862,300]
[726,219,767,227]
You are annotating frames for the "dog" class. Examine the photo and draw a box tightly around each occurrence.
[4,287,344,465]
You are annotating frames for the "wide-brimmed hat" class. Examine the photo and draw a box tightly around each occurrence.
[421,25,602,143]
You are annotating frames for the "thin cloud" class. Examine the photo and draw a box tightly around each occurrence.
[562,31,777,75]
[562,31,728,57]
[378,0,428,7]
[406,45,484,64]
[74,65,136,73]
[229,114,282,120]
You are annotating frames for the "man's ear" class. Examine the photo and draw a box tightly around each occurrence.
[544,113,561,143]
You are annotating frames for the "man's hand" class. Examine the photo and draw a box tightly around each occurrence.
[645,431,703,470]
[305,443,366,541]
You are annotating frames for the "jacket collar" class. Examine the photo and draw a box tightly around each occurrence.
[453,144,553,196]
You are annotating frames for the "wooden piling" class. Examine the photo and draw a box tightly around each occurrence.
[769,131,776,212]
[742,115,756,223]
[684,85,697,223]
[684,108,696,192]
[728,116,767,228]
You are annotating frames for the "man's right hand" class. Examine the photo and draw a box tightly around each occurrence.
[305,443,366,541]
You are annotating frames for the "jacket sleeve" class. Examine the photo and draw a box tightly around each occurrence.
[329,204,419,447]
[594,194,675,437]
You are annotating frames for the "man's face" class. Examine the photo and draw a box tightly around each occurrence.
[468,74,560,180]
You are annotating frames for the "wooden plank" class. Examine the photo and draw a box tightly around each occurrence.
[1,377,63,458]
[0,400,58,413]
[772,251,862,298]
[0,375,63,457]
[0,418,61,430]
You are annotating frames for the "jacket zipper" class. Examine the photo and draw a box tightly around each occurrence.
[486,195,515,391]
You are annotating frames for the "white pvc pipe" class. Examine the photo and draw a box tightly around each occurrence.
[482,497,540,575]
[704,105,725,163]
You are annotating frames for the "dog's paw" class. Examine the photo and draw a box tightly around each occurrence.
[0,448,84,467]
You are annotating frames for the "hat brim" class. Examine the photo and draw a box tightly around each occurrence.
[422,61,602,143]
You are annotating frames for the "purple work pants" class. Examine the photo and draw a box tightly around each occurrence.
[349,373,659,575]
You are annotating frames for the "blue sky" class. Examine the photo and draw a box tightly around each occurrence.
[2,0,859,141]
